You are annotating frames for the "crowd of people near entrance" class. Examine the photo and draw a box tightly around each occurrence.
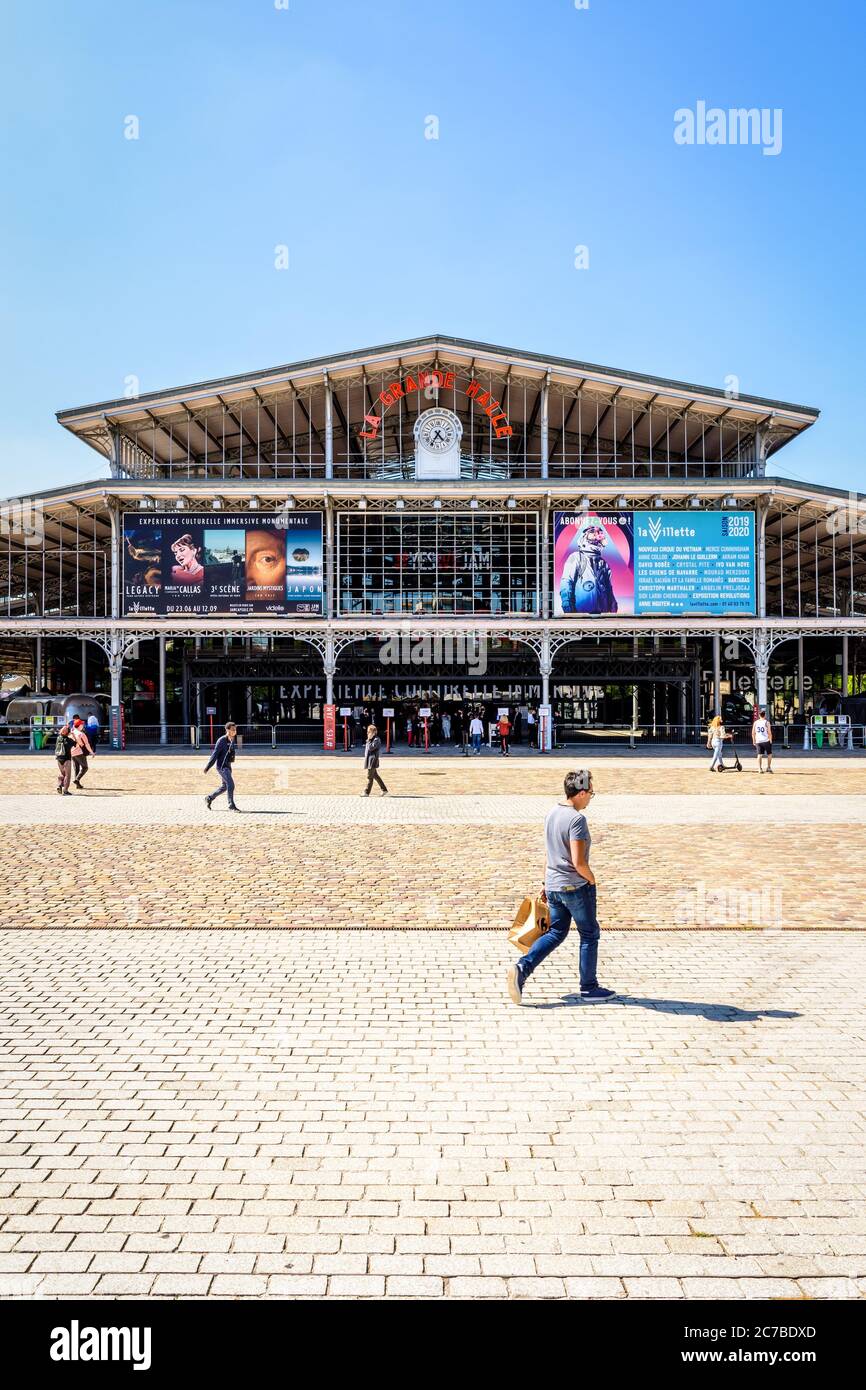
[347,703,540,752]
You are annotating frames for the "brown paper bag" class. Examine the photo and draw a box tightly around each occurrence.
[508,895,550,951]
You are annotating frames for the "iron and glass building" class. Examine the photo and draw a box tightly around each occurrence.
[1,334,864,745]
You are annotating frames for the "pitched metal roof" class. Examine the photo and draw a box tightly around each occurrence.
[56,333,820,426]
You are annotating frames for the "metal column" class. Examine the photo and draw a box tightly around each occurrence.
[754,632,770,710]
[325,496,334,620]
[539,633,552,750]
[757,500,768,618]
[181,640,189,729]
[541,493,550,619]
[712,632,721,716]
[539,373,550,481]
[324,634,335,707]
[108,498,119,619]
[194,637,202,715]
[109,635,123,747]
[797,635,805,714]
[159,636,167,745]
[81,638,87,691]
[35,634,43,691]
[324,372,334,480]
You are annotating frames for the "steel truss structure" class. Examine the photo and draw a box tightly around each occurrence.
[3,335,865,742]
[56,335,818,485]
[4,484,866,622]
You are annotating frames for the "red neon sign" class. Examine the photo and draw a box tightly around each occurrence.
[359,372,513,443]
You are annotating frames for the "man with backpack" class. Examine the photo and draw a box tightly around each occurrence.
[204,721,240,811]
[54,724,76,795]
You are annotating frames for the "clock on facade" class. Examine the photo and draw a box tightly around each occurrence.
[414,407,463,478]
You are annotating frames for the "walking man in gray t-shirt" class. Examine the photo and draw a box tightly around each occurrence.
[508,769,617,1005]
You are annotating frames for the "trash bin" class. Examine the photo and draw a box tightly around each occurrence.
[33,729,44,751]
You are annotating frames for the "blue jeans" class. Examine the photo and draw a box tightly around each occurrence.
[472,733,482,752]
[210,767,236,806]
[519,884,600,990]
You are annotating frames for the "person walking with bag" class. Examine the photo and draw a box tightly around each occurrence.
[361,723,388,796]
[204,721,240,811]
[54,723,76,795]
[507,769,617,1005]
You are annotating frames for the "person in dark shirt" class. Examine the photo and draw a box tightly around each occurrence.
[55,724,77,795]
[204,721,240,811]
[361,724,388,797]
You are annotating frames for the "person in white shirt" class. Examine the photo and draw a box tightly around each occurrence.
[752,709,774,773]
[469,713,485,754]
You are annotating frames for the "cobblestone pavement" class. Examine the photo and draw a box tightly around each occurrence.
[1,751,864,798]
[0,929,864,1301]
[1,791,864,826]
[1,755,864,1299]
[1,754,863,930]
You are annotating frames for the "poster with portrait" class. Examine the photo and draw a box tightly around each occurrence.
[552,510,755,616]
[553,512,635,616]
[122,512,323,616]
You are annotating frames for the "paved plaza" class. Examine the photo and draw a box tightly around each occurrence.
[0,752,864,1298]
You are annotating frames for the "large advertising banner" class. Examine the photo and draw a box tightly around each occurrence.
[122,512,323,616]
[633,510,755,615]
[554,511,636,615]
[553,510,755,616]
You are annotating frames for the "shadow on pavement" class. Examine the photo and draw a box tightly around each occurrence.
[533,995,802,1021]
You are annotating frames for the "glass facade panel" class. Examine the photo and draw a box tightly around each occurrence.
[336,511,539,616]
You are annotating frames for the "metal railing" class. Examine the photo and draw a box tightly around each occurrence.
[803,718,865,750]
[123,722,323,748]
[124,723,190,746]
[554,722,757,749]
[16,718,866,753]
[554,720,865,750]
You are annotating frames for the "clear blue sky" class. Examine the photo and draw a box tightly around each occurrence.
[1,0,863,493]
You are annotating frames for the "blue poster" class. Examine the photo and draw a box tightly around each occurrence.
[633,510,755,615]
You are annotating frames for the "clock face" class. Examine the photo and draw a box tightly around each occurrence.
[416,409,461,453]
